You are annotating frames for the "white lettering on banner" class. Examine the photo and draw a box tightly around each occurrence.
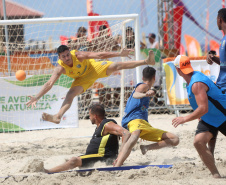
[0,76,78,131]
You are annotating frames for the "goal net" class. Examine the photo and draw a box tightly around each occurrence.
[0,0,223,141]
[0,14,143,139]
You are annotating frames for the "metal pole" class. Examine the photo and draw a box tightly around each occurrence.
[2,0,11,75]
[134,15,141,83]
[120,24,126,118]
[119,19,134,118]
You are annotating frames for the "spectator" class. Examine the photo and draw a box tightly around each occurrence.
[70,26,89,51]
[91,25,116,52]
[125,26,135,49]
[125,26,147,49]
[145,33,159,49]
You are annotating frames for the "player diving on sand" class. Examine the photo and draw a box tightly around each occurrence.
[26,45,155,124]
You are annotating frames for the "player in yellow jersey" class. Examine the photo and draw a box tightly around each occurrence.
[26,45,155,124]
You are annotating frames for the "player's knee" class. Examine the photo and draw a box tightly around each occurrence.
[172,135,179,146]
[68,157,80,168]
[66,90,79,101]
[193,140,205,150]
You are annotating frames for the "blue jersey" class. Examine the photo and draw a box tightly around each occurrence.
[218,35,226,92]
[121,83,150,129]
[187,71,226,127]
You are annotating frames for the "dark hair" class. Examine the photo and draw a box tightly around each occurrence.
[126,26,133,32]
[142,66,156,81]
[218,8,226,22]
[57,45,69,55]
[150,33,156,39]
[99,25,107,31]
[89,103,105,118]
[77,26,87,33]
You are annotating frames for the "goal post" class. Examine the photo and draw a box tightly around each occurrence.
[0,14,141,137]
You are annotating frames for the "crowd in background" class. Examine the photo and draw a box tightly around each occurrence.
[67,26,159,52]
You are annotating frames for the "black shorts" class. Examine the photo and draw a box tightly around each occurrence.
[195,120,226,139]
[79,154,117,168]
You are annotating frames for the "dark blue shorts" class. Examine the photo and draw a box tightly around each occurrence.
[195,119,226,139]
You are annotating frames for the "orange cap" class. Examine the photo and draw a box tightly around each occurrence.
[173,55,194,74]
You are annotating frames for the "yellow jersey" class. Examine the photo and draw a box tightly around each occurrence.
[58,50,95,79]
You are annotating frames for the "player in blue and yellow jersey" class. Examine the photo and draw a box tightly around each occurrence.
[45,103,130,173]
[172,55,226,178]
[26,45,155,124]
[114,66,179,167]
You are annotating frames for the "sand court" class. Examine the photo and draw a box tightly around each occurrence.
[1,114,226,185]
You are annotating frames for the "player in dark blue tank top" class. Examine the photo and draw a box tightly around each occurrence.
[207,8,226,93]
[206,8,226,165]
[173,55,226,178]
[114,66,179,167]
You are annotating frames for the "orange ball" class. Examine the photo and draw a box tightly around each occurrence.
[16,70,26,81]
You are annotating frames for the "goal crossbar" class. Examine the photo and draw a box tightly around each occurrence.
[0,14,139,25]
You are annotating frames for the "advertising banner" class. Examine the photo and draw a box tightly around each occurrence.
[163,60,220,105]
[0,75,78,132]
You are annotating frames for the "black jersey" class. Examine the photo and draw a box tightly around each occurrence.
[85,119,119,157]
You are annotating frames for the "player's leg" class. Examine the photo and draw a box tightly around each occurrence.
[45,156,82,173]
[208,137,217,156]
[42,85,84,124]
[194,132,221,178]
[114,130,140,167]
[106,50,155,76]
[140,132,179,155]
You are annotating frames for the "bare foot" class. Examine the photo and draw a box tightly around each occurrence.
[145,50,155,65]
[44,168,50,173]
[140,145,148,155]
[42,113,61,124]
[213,173,221,178]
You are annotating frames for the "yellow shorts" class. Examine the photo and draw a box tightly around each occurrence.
[71,60,113,92]
[128,119,167,142]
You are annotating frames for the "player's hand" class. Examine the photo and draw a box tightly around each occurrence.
[119,48,135,59]
[145,89,155,97]
[26,96,38,108]
[206,52,214,65]
[113,158,118,166]
[172,117,186,128]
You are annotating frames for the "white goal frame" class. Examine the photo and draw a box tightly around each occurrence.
[0,14,141,118]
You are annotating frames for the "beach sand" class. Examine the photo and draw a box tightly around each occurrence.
[0,114,226,185]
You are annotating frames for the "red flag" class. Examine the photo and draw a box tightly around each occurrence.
[87,12,111,40]
[180,43,186,55]
[60,36,69,45]
[173,6,184,49]
[86,0,111,41]
[163,6,184,49]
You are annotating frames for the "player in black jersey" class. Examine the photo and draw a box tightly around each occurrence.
[45,103,130,173]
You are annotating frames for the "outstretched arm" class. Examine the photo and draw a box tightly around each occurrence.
[133,84,155,99]
[172,82,209,127]
[26,65,64,108]
[75,48,134,61]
